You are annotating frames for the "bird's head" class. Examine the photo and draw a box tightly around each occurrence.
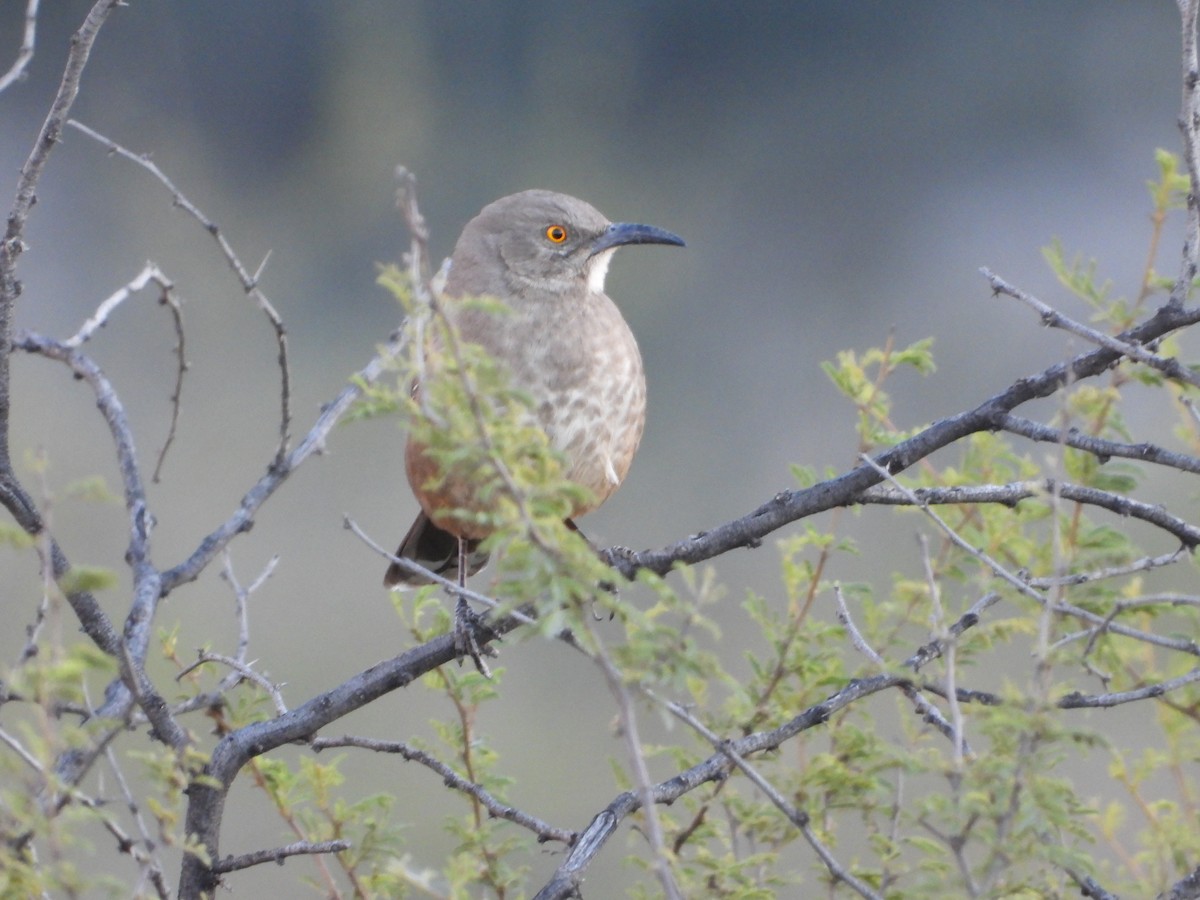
[448,189,684,299]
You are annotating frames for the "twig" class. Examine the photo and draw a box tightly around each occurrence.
[585,625,682,900]
[211,840,353,875]
[855,463,1200,658]
[0,0,39,93]
[66,119,293,466]
[179,651,287,716]
[1024,550,1185,588]
[64,263,172,346]
[832,584,969,755]
[983,268,1200,388]
[0,0,123,651]
[1057,667,1200,708]
[659,695,884,900]
[100,718,172,898]
[1174,0,1200,306]
[0,724,43,773]
[152,280,187,482]
[59,262,188,482]
[998,413,1200,474]
[161,331,404,592]
[903,593,1001,671]
[219,551,279,667]
[311,735,574,845]
[533,672,908,900]
[919,534,967,768]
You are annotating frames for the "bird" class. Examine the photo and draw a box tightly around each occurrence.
[384,189,684,658]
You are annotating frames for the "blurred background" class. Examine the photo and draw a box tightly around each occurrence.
[0,1,1186,893]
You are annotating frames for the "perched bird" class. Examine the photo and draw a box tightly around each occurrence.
[385,190,683,652]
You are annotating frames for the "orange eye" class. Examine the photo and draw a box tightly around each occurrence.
[545,224,568,244]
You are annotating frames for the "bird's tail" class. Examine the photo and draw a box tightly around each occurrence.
[383,511,489,588]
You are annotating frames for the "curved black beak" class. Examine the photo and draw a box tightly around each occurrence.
[589,221,686,257]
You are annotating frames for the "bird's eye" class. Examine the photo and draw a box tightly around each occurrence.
[545,224,568,244]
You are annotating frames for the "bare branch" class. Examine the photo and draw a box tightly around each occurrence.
[1175,0,1200,305]
[1024,550,1186,588]
[219,550,278,668]
[311,735,574,845]
[0,0,39,94]
[152,279,187,482]
[998,413,1200,474]
[211,840,353,875]
[161,333,403,592]
[1058,668,1200,708]
[0,724,43,774]
[856,480,1200,553]
[101,736,172,898]
[66,119,293,465]
[903,593,1002,671]
[0,0,122,654]
[180,651,288,716]
[64,263,171,346]
[984,268,1200,387]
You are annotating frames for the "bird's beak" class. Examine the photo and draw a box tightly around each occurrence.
[589,222,686,257]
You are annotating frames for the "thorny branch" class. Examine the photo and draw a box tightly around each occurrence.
[311,735,575,845]
[67,119,293,467]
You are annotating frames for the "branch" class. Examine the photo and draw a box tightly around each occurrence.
[834,583,969,755]
[178,605,529,898]
[160,332,404,593]
[659,695,883,900]
[856,465,1200,658]
[67,119,293,466]
[532,673,908,900]
[606,292,1200,580]
[985,268,1200,388]
[0,0,39,93]
[0,0,122,650]
[998,413,1200,475]
[1058,667,1200,708]
[311,735,574,845]
[585,625,682,900]
[856,480,1200,550]
[211,840,352,875]
[1,0,120,453]
[1175,0,1200,305]
[179,651,287,716]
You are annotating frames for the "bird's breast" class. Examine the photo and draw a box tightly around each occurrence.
[498,293,646,512]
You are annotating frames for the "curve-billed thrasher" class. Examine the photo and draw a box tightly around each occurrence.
[385,190,684,596]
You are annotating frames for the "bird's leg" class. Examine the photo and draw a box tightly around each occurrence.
[452,535,494,676]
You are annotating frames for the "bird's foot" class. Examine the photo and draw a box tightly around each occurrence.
[453,595,498,676]
[600,544,639,582]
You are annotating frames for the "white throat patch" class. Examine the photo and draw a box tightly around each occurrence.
[587,248,616,295]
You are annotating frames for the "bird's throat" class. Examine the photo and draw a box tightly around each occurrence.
[587,248,616,295]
